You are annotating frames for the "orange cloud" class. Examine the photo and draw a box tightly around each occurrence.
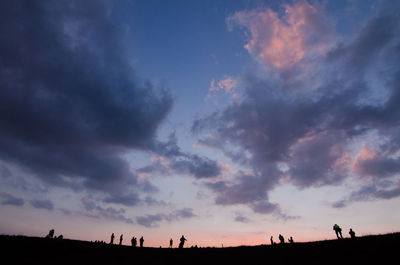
[228,1,333,69]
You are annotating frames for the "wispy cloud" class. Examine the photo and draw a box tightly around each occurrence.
[208,76,239,99]
[30,199,54,211]
[81,196,133,224]
[136,207,197,228]
[0,192,24,207]
[139,133,222,180]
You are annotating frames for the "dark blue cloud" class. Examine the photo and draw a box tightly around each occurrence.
[30,199,54,211]
[0,1,172,199]
[0,192,25,207]
[0,165,12,178]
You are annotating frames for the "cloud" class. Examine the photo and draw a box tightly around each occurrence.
[288,132,351,188]
[173,207,197,219]
[0,164,12,178]
[327,1,400,75]
[205,170,292,219]
[352,143,400,179]
[333,179,400,208]
[171,155,221,179]
[0,192,25,207]
[103,193,141,207]
[81,196,133,224]
[30,199,54,211]
[136,214,164,228]
[194,0,400,215]
[227,1,333,69]
[136,207,196,228]
[208,76,239,99]
[143,196,167,206]
[141,133,222,179]
[234,213,250,223]
[60,208,72,215]
[0,1,172,199]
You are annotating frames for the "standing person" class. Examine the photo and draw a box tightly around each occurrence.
[140,236,144,247]
[131,236,135,247]
[169,238,173,248]
[110,233,115,244]
[119,234,123,245]
[349,228,356,238]
[289,237,294,243]
[179,235,187,248]
[278,234,285,244]
[333,224,343,239]
[270,236,274,245]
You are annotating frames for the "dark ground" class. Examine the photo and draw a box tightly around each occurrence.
[1,233,399,264]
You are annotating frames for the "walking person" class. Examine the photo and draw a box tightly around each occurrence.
[179,235,187,248]
[333,224,343,239]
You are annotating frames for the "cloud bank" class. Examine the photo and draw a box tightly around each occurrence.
[194,0,400,215]
[0,1,172,203]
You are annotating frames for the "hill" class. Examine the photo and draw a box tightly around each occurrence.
[1,233,399,264]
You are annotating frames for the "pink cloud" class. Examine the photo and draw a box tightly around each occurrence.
[209,76,238,93]
[208,76,239,99]
[228,1,333,69]
[352,143,377,175]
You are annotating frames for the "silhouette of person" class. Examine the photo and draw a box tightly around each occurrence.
[179,235,187,248]
[140,236,144,247]
[46,229,55,238]
[110,233,115,244]
[169,238,173,248]
[270,236,274,245]
[349,228,356,238]
[333,224,343,239]
[289,236,294,243]
[119,234,123,245]
[131,236,135,247]
[279,234,285,244]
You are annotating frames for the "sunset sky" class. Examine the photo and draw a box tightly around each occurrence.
[1,0,400,247]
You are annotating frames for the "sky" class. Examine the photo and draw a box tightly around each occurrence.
[1,0,400,247]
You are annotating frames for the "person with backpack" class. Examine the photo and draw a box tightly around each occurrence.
[333,224,343,239]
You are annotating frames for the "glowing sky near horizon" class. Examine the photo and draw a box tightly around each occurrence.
[1,0,400,247]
